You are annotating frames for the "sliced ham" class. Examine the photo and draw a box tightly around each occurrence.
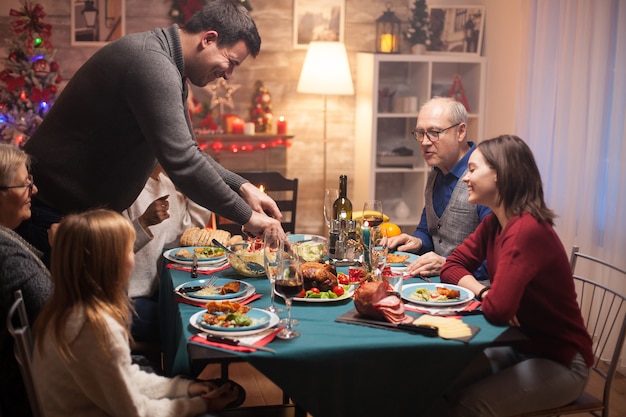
[354,281,412,324]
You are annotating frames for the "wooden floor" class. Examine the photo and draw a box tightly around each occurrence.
[198,362,626,417]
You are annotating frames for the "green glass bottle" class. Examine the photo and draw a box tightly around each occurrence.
[332,175,352,220]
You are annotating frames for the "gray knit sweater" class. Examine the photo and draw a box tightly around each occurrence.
[25,25,252,224]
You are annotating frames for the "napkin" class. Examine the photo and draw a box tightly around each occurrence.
[189,325,284,352]
[403,300,482,317]
[175,292,263,308]
[166,261,231,275]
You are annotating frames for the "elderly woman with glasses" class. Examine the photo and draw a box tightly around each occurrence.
[0,143,53,417]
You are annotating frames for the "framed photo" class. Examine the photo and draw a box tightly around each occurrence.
[427,6,485,55]
[71,0,125,46]
[293,0,344,49]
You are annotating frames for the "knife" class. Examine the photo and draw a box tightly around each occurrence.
[205,334,276,353]
[177,285,205,294]
[191,254,198,278]
[396,323,439,337]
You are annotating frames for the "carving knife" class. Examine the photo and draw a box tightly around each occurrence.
[205,334,276,353]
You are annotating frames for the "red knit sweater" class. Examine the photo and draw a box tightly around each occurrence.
[441,212,593,367]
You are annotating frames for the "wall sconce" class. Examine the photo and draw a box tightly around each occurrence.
[376,3,401,53]
[82,0,99,28]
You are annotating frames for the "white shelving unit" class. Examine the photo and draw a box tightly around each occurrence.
[353,53,486,233]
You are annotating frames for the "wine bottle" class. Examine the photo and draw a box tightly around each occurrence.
[332,175,353,220]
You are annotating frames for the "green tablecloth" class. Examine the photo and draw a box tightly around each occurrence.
[160,266,509,417]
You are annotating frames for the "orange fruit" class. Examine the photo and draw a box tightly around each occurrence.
[380,222,401,238]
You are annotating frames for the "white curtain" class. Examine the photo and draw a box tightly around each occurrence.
[517,0,626,371]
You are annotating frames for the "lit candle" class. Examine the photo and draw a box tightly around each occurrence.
[276,116,287,134]
[380,34,395,53]
[362,221,370,249]
[231,117,244,134]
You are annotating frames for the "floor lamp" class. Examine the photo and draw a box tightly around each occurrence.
[297,42,354,191]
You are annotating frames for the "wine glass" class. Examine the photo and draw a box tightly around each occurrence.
[275,250,303,339]
[263,231,284,314]
[324,189,340,229]
[362,200,384,227]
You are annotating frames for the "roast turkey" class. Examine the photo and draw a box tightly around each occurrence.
[300,262,338,292]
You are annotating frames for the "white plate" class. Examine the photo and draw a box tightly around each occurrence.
[401,283,474,307]
[177,278,251,300]
[280,285,355,303]
[163,247,227,266]
[176,280,256,303]
[189,309,279,336]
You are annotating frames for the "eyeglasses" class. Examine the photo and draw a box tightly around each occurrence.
[0,174,34,194]
[411,122,462,143]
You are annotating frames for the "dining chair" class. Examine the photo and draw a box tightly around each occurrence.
[512,245,626,417]
[216,172,298,236]
[6,290,43,417]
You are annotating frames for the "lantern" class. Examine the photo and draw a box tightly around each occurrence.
[82,0,99,28]
[376,3,401,53]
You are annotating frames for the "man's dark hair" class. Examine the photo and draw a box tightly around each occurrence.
[182,0,261,57]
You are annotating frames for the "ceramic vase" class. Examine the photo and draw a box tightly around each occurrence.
[411,44,426,55]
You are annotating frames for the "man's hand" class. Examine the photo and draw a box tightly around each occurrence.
[239,182,283,221]
[387,233,422,253]
[243,211,286,241]
[406,251,445,277]
[138,195,170,231]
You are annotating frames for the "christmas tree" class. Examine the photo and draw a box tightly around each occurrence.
[405,0,431,46]
[249,80,272,133]
[0,1,61,147]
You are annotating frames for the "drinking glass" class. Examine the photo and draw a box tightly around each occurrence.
[323,189,340,229]
[275,251,303,339]
[263,231,284,314]
[369,226,388,277]
[362,200,384,227]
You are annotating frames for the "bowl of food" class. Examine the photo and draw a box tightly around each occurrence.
[228,242,266,277]
[289,234,327,263]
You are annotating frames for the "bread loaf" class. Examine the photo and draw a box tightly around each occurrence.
[180,227,231,247]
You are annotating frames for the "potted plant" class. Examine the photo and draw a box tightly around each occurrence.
[404,0,431,54]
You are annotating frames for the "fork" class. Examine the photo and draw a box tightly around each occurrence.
[202,275,219,290]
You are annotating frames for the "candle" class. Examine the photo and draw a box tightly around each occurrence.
[380,34,395,53]
[276,116,287,134]
[231,117,244,134]
[244,122,255,135]
[362,221,370,249]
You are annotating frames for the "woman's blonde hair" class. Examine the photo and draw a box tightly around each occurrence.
[0,143,29,187]
[34,209,136,361]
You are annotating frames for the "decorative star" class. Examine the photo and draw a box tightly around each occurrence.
[205,78,241,115]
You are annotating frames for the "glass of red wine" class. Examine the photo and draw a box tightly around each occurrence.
[275,250,303,339]
[362,200,384,227]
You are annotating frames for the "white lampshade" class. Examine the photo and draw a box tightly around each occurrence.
[297,42,354,96]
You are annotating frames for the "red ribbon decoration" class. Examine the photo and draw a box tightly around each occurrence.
[6,76,26,93]
[9,2,53,54]
[30,87,53,103]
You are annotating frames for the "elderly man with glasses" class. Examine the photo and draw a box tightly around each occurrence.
[387,97,491,279]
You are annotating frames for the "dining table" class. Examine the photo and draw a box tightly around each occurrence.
[159,262,514,417]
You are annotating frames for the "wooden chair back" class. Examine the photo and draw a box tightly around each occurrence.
[216,172,298,237]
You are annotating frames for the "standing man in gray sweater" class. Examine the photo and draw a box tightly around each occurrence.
[21,0,283,263]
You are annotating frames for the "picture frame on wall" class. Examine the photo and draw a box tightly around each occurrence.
[293,0,345,49]
[427,6,485,55]
[71,0,125,46]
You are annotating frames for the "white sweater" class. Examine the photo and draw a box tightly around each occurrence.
[123,172,211,298]
[32,308,208,417]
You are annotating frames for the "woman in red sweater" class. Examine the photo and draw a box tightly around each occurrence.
[437,135,593,416]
